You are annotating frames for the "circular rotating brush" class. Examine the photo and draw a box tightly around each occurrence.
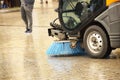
[46,41,85,56]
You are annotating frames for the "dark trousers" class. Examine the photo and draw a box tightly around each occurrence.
[21,4,33,30]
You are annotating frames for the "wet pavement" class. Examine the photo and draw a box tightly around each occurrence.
[0,0,120,80]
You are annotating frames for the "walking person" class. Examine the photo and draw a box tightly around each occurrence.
[45,0,48,4]
[40,0,43,4]
[20,0,35,33]
[40,0,48,4]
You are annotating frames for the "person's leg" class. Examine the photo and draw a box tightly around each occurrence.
[25,5,34,32]
[21,6,28,30]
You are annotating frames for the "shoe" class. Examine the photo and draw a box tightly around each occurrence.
[25,29,32,33]
[25,29,29,33]
[28,29,32,33]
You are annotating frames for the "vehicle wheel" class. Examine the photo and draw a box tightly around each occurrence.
[83,25,111,58]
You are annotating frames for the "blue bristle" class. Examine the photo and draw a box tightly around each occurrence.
[46,41,85,56]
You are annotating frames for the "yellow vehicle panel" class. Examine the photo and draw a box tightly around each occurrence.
[106,0,120,6]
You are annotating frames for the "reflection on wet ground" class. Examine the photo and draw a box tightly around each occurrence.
[47,56,120,80]
[0,0,120,80]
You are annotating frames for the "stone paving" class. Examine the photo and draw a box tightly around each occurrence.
[0,0,120,80]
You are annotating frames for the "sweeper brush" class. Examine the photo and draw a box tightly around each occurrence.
[46,41,85,56]
[47,0,120,58]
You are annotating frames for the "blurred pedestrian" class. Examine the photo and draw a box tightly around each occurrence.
[20,0,35,33]
[40,0,48,4]
[45,0,48,4]
[40,0,43,4]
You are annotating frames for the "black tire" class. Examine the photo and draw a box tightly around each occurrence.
[83,25,111,58]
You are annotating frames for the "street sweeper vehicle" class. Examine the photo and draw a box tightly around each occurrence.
[47,0,120,58]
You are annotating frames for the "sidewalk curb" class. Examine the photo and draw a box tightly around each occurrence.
[0,8,20,13]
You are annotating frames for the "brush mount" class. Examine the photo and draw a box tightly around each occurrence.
[48,18,68,40]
